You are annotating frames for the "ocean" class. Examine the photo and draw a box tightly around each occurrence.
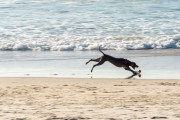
[0,0,180,78]
[0,0,180,51]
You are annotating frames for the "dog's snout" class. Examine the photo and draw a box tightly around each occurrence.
[135,64,139,68]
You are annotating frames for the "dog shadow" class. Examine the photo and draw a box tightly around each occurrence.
[125,74,138,79]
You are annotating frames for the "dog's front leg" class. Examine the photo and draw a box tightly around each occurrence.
[124,67,136,75]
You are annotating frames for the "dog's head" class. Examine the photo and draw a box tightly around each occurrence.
[130,62,139,70]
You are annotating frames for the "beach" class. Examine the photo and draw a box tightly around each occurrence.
[0,77,180,120]
[0,0,180,119]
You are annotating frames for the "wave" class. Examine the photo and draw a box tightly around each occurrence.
[0,35,180,51]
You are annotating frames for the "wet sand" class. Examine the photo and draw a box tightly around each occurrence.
[0,51,180,79]
[0,77,180,120]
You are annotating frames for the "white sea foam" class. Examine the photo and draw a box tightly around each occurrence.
[0,0,180,51]
[0,36,179,51]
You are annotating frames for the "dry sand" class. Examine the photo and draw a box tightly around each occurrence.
[0,77,180,120]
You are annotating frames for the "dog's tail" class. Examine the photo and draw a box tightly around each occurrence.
[99,46,105,55]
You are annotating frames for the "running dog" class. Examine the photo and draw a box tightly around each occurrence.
[86,47,139,75]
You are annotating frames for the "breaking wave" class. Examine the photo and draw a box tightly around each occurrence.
[0,35,179,51]
[0,0,180,51]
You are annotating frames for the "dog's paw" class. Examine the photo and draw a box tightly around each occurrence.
[86,61,90,65]
[133,72,138,75]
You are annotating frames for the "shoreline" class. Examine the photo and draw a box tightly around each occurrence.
[0,77,180,119]
[0,50,180,79]
[1,76,180,80]
[0,75,180,80]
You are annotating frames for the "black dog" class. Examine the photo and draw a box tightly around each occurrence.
[86,47,139,75]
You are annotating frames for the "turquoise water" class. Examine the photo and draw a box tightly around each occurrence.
[0,0,180,50]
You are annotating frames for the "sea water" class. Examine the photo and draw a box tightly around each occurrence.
[0,0,180,79]
[0,0,180,51]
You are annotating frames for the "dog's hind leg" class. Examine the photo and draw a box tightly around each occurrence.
[91,59,105,72]
[86,57,101,65]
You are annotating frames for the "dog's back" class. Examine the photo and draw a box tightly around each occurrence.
[87,46,139,74]
[99,47,132,67]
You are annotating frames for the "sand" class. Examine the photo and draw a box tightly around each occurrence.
[0,77,180,120]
